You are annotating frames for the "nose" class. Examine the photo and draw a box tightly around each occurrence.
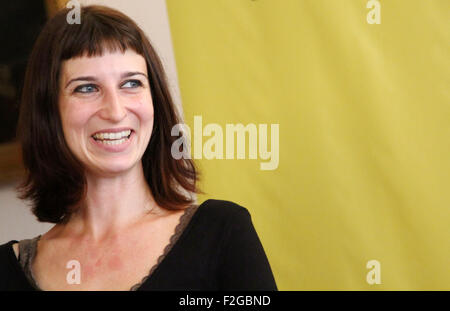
[98,88,127,122]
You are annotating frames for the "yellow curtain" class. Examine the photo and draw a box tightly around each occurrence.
[166,0,449,290]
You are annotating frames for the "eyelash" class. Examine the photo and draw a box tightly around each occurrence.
[74,79,143,93]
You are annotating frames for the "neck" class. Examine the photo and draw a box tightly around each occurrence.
[65,164,160,242]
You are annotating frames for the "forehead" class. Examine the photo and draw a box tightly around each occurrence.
[60,49,147,80]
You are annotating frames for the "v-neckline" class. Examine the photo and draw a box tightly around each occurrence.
[10,201,204,291]
[131,203,200,290]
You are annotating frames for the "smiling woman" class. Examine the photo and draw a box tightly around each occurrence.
[0,5,277,291]
[17,6,198,222]
[58,49,155,177]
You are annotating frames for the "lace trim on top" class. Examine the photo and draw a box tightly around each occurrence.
[17,204,199,291]
[130,204,198,290]
[18,235,41,290]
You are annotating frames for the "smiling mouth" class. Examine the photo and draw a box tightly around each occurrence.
[92,129,133,145]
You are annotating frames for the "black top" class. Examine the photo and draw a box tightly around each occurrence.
[0,199,277,291]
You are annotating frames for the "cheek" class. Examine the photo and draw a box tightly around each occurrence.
[134,95,154,123]
[59,100,95,141]
[142,104,154,123]
[134,98,154,147]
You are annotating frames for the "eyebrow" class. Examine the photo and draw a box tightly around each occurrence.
[64,71,148,89]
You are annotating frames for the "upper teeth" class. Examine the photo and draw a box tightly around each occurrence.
[93,130,131,140]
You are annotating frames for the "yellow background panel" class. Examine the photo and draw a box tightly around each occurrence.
[166,0,450,290]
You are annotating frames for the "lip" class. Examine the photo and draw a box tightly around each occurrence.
[90,130,135,153]
[91,127,134,136]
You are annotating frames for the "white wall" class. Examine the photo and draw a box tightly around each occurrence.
[0,0,181,244]
[0,183,52,243]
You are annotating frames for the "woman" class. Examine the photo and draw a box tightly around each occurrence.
[0,5,277,291]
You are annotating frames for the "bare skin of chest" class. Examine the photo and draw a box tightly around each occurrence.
[29,210,184,291]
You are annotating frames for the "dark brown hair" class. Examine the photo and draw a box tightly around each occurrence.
[16,5,200,223]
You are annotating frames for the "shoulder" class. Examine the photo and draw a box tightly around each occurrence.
[0,240,20,266]
[0,237,35,261]
[198,199,250,220]
[0,240,17,257]
[0,240,18,277]
[195,199,254,237]
[0,240,36,290]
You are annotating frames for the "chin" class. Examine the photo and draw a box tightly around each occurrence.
[88,160,140,177]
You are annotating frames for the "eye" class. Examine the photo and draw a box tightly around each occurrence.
[121,79,143,89]
[74,84,98,93]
